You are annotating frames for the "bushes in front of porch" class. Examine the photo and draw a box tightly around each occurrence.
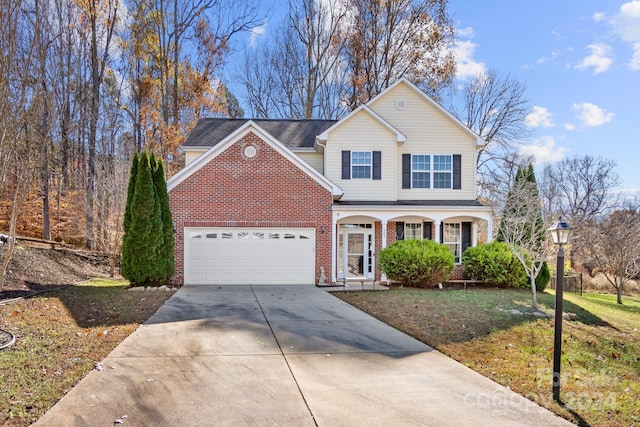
[379,239,454,288]
[462,241,550,291]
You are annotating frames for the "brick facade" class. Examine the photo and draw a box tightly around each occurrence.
[168,131,334,285]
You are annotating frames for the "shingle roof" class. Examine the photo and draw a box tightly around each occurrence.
[184,118,338,149]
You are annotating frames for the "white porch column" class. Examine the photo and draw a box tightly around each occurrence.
[472,222,478,247]
[331,213,338,283]
[434,219,441,243]
[381,219,388,248]
[381,219,388,282]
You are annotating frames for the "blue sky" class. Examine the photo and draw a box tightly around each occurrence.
[449,0,640,196]
[232,0,640,195]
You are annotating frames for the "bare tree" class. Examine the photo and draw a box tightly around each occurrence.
[582,206,640,305]
[0,0,44,290]
[343,0,455,108]
[241,0,349,119]
[540,155,620,270]
[499,168,550,310]
[446,70,532,202]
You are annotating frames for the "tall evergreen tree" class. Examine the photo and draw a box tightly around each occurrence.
[122,151,162,284]
[153,156,175,280]
[121,152,139,278]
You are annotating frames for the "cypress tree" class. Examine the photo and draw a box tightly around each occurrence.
[121,152,139,279]
[153,156,175,282]
[122,151,159,284]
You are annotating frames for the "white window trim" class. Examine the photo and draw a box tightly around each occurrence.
[351,151,372,179]
[443,222,461,263]
[433,155,453,189]
[411,154,430,189]
[405,222,422,240]
[410,154,453,189]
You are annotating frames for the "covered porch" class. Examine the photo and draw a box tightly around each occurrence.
[330,201,493,284]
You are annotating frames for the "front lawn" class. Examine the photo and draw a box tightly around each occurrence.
[335,288,640,427]
[0,279,171,426]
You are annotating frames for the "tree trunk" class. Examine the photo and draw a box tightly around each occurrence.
[530,275,538,310]
[617,284,623,305]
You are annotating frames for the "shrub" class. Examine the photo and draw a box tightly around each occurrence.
[462,241,524,287]
[379,239,454,288]
[462,241,551,291]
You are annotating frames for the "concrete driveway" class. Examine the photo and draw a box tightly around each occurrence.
[35,285,573,426]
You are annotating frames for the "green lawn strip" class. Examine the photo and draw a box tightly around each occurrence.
[0,279,171,426]
[335,289,640,427]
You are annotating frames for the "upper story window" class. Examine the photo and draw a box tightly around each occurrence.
[433,155,452,189]
[411,155,430,188]
[351,151,372,179]
[403,154,460,190]
[342,150,381,180]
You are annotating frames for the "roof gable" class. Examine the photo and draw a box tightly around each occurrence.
[168,121,343,198]
[316,105,406,144]
[367,78,486,147]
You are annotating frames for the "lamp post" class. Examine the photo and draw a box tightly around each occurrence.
[548,219,572,402]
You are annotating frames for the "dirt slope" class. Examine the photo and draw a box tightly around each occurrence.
[0,242,114,300]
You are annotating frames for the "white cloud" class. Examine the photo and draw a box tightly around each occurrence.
[519,137,568,165]
[453,27,487,80]
[248,22,268,47]
[525,106,554,128]
[576,43,614,74]
[535,50,560,65]
[564,123,576,131]
[593,12,605,22]
[609,0,640,70]
[572,102,614,127]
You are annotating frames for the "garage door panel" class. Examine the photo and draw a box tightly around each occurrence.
[185,227,316,285]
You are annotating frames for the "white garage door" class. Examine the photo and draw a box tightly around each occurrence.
[184,227,316,285]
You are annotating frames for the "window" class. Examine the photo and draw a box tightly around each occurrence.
[411,155,430,188]
[433,155,452,188]
[351,151,372,179]
[443,223,461,263]
[403,154,458,189]
[405,223,422,240]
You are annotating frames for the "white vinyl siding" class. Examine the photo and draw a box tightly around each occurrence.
[367,83,477,200]
[295,151,324,174]
[324,109,397,201]
[184,149,208,165]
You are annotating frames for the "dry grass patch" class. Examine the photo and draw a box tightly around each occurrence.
[336,288,640,427]
[0,279,172,426]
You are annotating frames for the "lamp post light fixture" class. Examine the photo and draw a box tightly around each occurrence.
[548,218,572,402]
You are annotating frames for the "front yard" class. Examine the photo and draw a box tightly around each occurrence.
[0,279,171,426]
[336,288,640,427]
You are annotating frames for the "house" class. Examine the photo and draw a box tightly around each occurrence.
[167,79,493,286]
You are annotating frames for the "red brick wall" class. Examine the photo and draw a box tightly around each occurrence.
[168,131,334,284]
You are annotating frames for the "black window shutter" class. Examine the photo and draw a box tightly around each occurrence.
[439,222,444,243]
[396,222,404,240]
[423,222,433,240]
[402,154,411,189]
[453,154,461,189]
[342,151,351,179]
[462,222,472,253]
[372,151,381,180]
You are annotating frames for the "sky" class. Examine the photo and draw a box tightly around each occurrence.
[448,0,640,197]
[231,0,640,195]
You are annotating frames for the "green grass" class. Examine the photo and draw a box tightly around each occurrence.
[336,288,640,427]
[0,279,171,426]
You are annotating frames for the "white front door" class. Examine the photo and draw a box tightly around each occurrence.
[339,229,374,280]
